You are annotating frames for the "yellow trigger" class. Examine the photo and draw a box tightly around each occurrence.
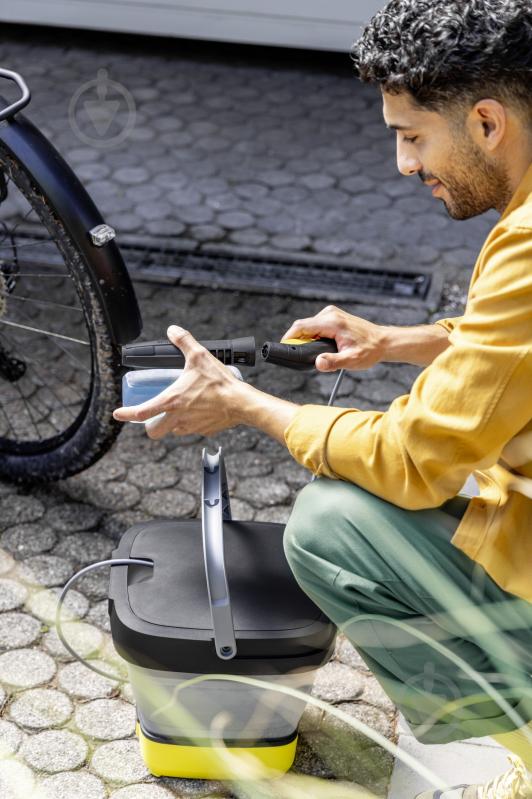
[280,337,319,345]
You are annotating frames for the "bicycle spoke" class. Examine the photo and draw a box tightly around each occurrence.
[11,372,42,440]
[7,294,84,314]
[0,401,16,439]
[0,318,89,346]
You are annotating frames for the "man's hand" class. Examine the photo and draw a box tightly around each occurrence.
[282,305,452,369]
[282,305,387,372]
[113,325,246,439]
[113,325,300,443]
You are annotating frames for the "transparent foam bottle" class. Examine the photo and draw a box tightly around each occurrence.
[121,366,243,424]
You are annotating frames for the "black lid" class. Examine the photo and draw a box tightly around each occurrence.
[109,520,335,674]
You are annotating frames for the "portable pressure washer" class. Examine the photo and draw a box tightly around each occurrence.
[57,333,342,780]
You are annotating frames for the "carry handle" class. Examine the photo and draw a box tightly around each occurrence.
[0,69,31,122]
[201,447,236,660]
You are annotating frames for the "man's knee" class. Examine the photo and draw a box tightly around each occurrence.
[283,478,368,572]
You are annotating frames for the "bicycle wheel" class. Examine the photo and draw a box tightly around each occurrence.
[0,141,124,483]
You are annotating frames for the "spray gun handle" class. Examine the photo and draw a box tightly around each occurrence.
[202,447,237,661]
[122,336,256,369]
[261,337,337,370]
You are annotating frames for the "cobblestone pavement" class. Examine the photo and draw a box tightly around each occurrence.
[0,275,455,799]
[1,24,496,296]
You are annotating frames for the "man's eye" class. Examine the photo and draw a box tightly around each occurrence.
[403,135,418,144]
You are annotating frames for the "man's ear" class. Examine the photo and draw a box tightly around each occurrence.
[468,99,507,151]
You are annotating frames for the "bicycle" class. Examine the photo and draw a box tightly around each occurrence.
[0,68,143,483]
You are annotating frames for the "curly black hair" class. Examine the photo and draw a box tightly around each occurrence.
[351,0,532,125]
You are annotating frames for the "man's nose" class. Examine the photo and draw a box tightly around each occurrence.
[396,139,422,176]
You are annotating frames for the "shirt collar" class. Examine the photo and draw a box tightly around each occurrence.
[500,161,532,222]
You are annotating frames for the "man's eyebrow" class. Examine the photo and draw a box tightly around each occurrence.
[385,123,411,131]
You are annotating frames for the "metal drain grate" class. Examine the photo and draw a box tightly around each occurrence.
[122,242,442,307]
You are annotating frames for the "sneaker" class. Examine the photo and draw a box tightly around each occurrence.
[415,755,532,799]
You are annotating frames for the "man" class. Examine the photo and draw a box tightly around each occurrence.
[114,0,532,796]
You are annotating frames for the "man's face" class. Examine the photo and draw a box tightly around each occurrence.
[381,90,511,219]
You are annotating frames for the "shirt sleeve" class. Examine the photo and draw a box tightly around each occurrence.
[434,315,463,333]
[284,225,532,510]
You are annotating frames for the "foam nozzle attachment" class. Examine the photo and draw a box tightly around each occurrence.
[122,336,256,369]
[261,338,337,370]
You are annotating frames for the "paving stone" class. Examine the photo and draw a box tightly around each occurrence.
[20,728,88,773]
[312,662,365,704]
[43,620,104,660]
[224,451,273,478]
[110,784,176,799]
[189,224,225,242]
[39,771,106,799]
[334,634,372,673]
[100,511,150,543]
[91,739,151,783]
[228,229,268,247]
[127,462,179,491]
[118,436,167,464]
[74,698,136,740]
[216,211,254,230]
[16,554,74,587]
[45,502,106,533]
[0,760,35,799]
[140,489,197,519]
[153,778,227,797]
[58,660,119,699]
[300,174,336,190]
[0,495,45,531]
[74,566,111,601]
[205,193,240,212]
[28,587,89,624]
[0,719,23,756]
[9,688,73,729]
[0,548,14,575]
[59,478,141,512]
[0,684,5,711]
[321,701,395,745]
[52,532,113,565]
[115,167,151,185]
[85,599,112,633]
[270,234,311,251]
[0,578,27,610]
[1,524,57,557]
[0,611,42,649]
[0,648,56,688]
[253,505,293,524]
[359,675,397,716]
[233,477,291,508]
[312,238,354,256]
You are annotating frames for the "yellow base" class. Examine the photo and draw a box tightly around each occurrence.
[136,723,297,779]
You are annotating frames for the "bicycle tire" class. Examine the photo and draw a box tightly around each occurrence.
[0,142,123,484]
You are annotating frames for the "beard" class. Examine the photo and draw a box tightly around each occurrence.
[421,134,513,220]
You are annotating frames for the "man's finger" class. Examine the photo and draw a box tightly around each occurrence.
[167,325,205,358]
[144,411,176,440]
[281,319,322,341]
[112,390,175,423]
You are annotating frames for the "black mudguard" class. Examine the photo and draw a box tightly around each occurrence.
[0,108,142,346]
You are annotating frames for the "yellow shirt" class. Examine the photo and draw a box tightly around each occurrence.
[284,162,532,602]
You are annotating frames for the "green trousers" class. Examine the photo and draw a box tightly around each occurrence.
[283,478,532,744]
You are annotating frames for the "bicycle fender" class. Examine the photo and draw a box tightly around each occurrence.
[0,107,143,346]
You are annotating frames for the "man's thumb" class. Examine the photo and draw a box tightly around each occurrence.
[167,325,198,356]
[315,351,351,372]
